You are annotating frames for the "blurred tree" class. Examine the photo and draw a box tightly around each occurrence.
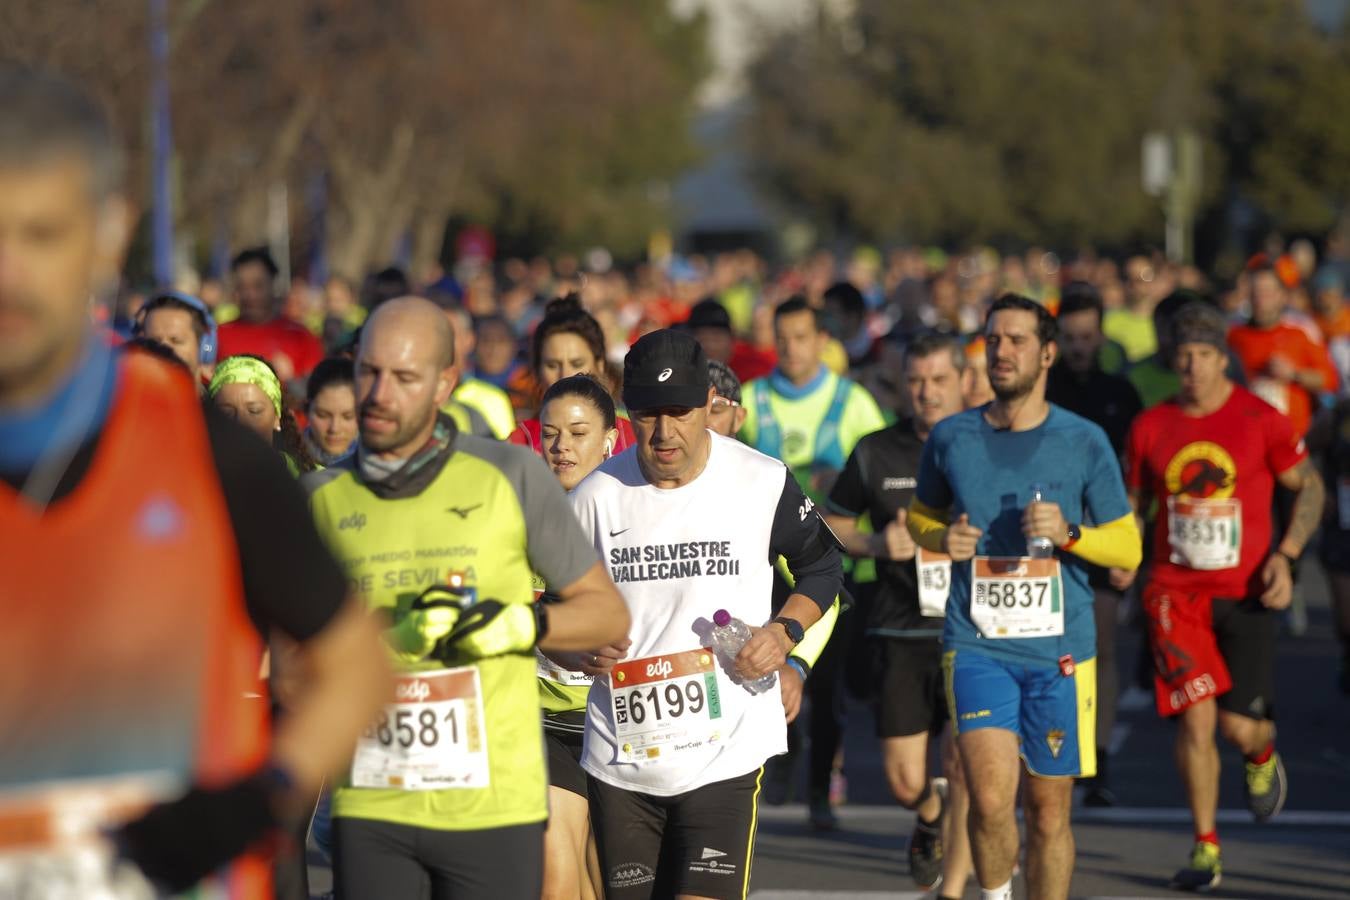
[744,0,1350,249]
[0,1,152,200]
[1,0,706,279]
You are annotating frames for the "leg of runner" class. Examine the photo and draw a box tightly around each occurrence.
[1175,698,1221,840]
[881,734,940,816]
[1022,773,1075,900]
[588,777,669,900]
[875,638,953,889]
[1213,596,1285,821]
[1217,713,1275,762]
[420,823,546,900]
[938,727,973,899]
[881,733,943,888]
[586,829,603,900]
[958,728,1021,896]
[542,786,595,900]
[662,769,763,900]
[332,818,429,899]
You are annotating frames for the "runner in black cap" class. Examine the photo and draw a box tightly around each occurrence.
[570,329,844,900]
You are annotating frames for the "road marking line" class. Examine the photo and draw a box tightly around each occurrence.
[757,805,1350,827]
[1075,807,1350,826]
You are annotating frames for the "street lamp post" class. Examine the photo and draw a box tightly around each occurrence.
[150,0,173,287]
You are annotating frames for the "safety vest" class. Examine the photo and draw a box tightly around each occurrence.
[453,377,516,440]
[751,375,853,479]
[0,353,271,897]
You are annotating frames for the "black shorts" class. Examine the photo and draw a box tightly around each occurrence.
[588,768,762,900]
[333,817,543,900]
[875,637,948,738]
[1213,596,1278,721]
[545,725,587,797]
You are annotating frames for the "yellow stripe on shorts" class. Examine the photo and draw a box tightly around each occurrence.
[741,766,764,899]
[1075,655,1098,779]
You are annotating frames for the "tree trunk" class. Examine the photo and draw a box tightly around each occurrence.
[325,121,418,279]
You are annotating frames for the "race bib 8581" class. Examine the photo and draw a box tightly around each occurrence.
[351,667,489,790]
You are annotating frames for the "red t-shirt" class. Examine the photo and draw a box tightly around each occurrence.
[728,340,777,383]
[1126,386,1306,598]
[217,317,326,381]
[1227,322,1338,437]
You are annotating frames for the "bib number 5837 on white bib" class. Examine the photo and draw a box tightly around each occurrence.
[971,556,1064,638]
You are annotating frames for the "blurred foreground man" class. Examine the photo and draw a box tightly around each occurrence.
[0,67,389,896]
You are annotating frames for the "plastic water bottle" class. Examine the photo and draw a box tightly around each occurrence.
[710,609,778,694]
[1027,483,1055,558]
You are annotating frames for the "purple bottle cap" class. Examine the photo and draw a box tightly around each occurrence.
[713,609,731,627]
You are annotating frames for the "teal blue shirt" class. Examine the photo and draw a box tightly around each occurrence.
[915,405,1131,665]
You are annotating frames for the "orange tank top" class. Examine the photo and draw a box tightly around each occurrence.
[0,353,271,897]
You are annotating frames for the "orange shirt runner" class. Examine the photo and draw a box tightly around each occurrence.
[1226,322,1338,436]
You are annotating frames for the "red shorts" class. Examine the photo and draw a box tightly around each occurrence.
[1142,584,1233,717]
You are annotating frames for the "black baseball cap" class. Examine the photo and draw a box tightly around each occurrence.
[623,329,710,411]
[685,298,732,332]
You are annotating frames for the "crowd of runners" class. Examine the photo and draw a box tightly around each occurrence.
[5,68,1350,900]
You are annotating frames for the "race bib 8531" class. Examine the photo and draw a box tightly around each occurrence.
[1167,496,1241,571]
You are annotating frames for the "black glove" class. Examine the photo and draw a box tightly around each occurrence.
[112,771,280,893]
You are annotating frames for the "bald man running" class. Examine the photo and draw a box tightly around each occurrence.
[304,297,630,899]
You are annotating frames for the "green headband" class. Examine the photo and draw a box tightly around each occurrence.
[208,356,283,419]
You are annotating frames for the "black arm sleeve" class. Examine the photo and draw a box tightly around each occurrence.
[769,468,843,613]
[825,441,869,517]
[205,406,347,641]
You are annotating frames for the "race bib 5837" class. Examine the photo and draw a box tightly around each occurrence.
[970,556,1064,639]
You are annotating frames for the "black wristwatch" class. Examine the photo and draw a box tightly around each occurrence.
[1060,523,1082,550]
[771,616,805,646]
